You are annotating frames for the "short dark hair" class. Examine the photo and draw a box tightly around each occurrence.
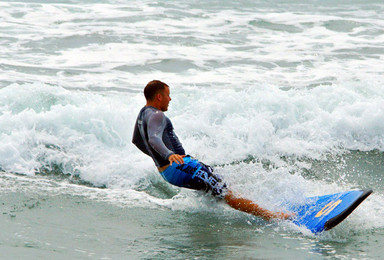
[144,80,168,101]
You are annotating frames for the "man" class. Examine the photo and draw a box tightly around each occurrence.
[132,80,292,220]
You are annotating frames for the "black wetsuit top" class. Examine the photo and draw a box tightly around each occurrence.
[132,106,186,167]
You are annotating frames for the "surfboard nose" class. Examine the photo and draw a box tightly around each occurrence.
[287,189,373,233]
[324,189,373,231]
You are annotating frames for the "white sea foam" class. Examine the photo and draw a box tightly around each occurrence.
[0,82,383,192]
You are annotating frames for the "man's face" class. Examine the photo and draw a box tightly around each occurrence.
[159,86,171,111]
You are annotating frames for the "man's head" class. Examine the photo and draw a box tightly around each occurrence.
[144,80,171,111]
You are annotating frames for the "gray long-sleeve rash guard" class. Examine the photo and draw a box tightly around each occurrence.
[132,106,186,167]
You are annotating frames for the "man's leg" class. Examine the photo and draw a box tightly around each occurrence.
[163,157,293,220]
[224,190,293,221]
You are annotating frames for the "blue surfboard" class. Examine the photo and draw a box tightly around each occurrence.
[286,189,372,233]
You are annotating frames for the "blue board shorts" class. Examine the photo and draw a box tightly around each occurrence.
[159,156,227,198]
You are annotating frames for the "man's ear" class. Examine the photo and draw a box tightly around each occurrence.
[155,92,163,101]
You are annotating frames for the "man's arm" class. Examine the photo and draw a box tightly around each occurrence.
[147,112,179,162]
[147,112,185,165]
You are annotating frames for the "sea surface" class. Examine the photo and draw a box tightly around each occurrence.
[1,0,384,259]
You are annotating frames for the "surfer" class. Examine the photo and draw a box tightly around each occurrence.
[132,80,292,220]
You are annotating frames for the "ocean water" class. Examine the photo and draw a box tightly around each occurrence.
[1,0,384,259]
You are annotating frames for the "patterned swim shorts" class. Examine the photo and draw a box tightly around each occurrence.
[159,156,227,198]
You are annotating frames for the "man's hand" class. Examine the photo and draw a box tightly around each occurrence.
[168,154,186,166]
